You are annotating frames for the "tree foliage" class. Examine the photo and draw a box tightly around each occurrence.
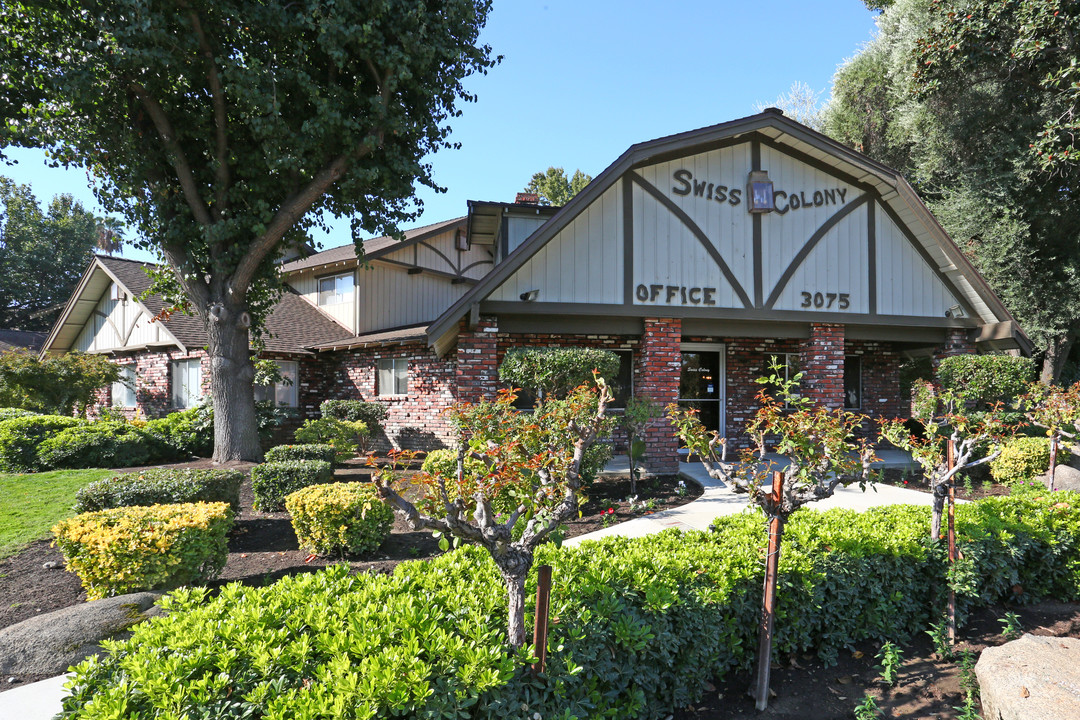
[824,0,1080,383]
[498,346,620,399]
[754,81,826,131]
[0,177,111,331]
[525,167,592,206]
[0,350,121,416]
[0,0,496,461]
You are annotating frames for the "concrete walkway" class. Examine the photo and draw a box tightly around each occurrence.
[567,450,939,545]
[0,674,70,720]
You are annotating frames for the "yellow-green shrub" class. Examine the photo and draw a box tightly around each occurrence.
[52,502,233,600]
[991,436,1051,486]
[285,482,393,556]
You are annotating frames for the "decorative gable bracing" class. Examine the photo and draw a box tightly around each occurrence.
[429,111,1027,355]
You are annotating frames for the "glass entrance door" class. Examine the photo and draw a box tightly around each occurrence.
[678,344,725,436]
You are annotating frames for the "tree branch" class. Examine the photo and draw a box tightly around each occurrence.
[129,82,213,227]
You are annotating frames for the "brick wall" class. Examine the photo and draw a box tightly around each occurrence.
[637,318,682,473]
[93,348,209,419]
[335,342,456,450]
[846,340,905,421]
[800,323,845,409]
[456,316,499,403]
[932,327,976,375]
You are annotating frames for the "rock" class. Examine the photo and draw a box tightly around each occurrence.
[1042,464,1080,492]
[0,591,165,677]
[975,633,1080,720]
[42,560,64,570]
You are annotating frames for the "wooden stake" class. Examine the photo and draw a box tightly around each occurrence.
[1049,434,1059,492]
[947,438,957,647]
[531,564,553,674]
[753,470,785,711]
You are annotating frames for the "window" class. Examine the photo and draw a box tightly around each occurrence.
[377,357,408,396]
[318,272,354,307]
[609,350,633,409]
[172,358,202,409]
[254,360,298,407]
[112,365,137,408]
[844,356,862,409]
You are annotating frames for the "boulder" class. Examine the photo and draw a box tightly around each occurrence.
[975,633,1080,720]
[1041,463,1080,492]
[0,592,164,678]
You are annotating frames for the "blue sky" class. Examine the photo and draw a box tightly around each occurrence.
[1,1,878,263]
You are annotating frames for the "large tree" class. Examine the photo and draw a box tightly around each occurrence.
[0,0,496,461]
[525,166,591,206]
[0,178,110,331]
[824,0,1080,382]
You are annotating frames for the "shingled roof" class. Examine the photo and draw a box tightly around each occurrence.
[0,329,48,353]
[45,256,352,355]
[280,217,466,274]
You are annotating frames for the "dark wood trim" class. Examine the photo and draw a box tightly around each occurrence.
[756,134,877,194]
[876,201,978,320]
[867,198,877,315]
[499,314,644,335]
[417,239,457,275]
[682,317,810,339]
[628,171,753,309]
[374,257,479,284]
[752,140,763,308]
[630,133,754,170]
[623,175,634,306]
[763,194,871,309]
[479,300,978,329]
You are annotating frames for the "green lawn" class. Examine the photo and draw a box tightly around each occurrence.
[0,468,115,559]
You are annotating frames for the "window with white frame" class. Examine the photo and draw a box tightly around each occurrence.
[172,358,203,409]
[254,360,298,407]
[112,365,137,408]
[377,357,408,396]
[318,272,354,307]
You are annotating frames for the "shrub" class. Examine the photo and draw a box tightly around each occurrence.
[499,346,620,398]
[420,447,518,515]
[937,354,1036,409]
[293,417,365,462]
[58,494,1080,719]
[264,443,336,464]
[52,502,233,600]
[320,399,387,435]
[0,349,122,416]
[0,407,38,421]
[75,468,244,514]
[36,421,167,470]
[285,482,394,556]
[250,459,333,511]
[991,436,1051,486]
[0,414,84,472]
[143,406,212,459]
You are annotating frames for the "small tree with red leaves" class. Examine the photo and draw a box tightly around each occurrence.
[1018,381,1080,490]
[375,379,613,648]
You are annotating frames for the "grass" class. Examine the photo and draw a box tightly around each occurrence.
[0,468,115,559]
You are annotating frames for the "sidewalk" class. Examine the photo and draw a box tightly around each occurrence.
[567,450,939,545]
[0,674,69,720]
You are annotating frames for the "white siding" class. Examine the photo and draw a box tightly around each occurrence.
[74,290,165,352]
[356,263,472,333]
[506,216,548,256]
[291,270,356,333]
[770,209,870,313]
[488,184,624,305]
[383,227,495,280]
[876,204,960,317]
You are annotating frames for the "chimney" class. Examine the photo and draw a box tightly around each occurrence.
[515,192,540,205]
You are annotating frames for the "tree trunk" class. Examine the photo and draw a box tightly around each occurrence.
[205,299,263,463]
[930,483,946,541]
[495,546,534,648]
[1041,334,1074,385]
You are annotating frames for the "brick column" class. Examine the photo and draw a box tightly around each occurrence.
[800,323,845,409]
[932,327,976,372]
[455,316,499,403]
[637,317,682,474]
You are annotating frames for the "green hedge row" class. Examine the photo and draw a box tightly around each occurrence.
[250,459,333,511]
[75,468,245,514]
[59,495,1080,719]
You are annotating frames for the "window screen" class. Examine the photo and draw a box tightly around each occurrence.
[377,357,408,396]
[318,273,354,306]
[172,358,202,409]
[112,365,137,408]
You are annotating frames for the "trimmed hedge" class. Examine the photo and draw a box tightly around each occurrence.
[499,346,620,398]
[143,406,212,459]
[264,443,336,464]
[0,407,39,421]
[293,417,366,462]
[285,482,394,556]
[75,468,244,514]
[37,422,167,470]
[250,459,333,511]
[937,354,1035,408]
[991,436,1051,486]
[52,502,233,601]
[320,399,387,435]
[0,414,84,472]
[58,495,1080,719]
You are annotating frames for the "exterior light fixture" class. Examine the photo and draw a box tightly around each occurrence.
[519,289,539,302]
[747,170,775,213]
[945,304,964,319]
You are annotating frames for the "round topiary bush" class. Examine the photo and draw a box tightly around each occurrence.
[991,436,1051,486]
[0,414,84,472]
[285,481,394,556]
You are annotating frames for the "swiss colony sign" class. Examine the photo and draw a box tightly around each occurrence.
[627,155,869,313]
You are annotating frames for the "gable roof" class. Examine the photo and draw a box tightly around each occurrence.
[426,110,1028,355]
[280,217,467,275]
[41,255,352,357]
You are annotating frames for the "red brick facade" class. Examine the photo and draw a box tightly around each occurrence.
[636,318,682,473]
[800,323,846,409]
[455,316,499,403]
